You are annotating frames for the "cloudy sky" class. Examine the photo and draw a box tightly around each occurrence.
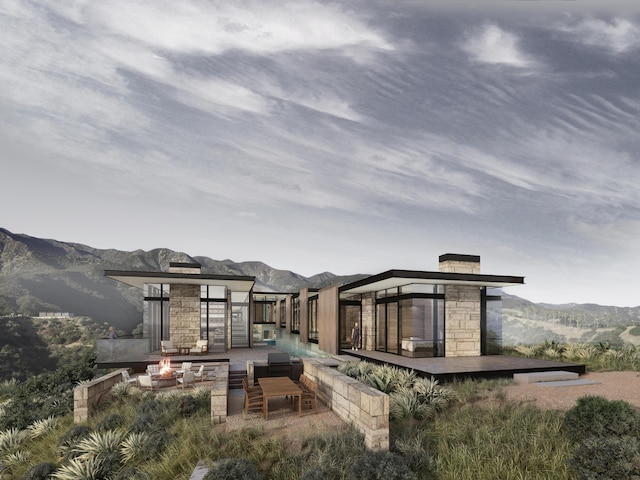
[2,1,639,307]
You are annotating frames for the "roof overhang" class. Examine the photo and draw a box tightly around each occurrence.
[104,270,256,291]
[339,269,525,295]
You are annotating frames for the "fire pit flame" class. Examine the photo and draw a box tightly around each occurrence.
[159,358,172,377]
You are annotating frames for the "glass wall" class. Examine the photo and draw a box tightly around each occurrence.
[340,302,361,350]
[399,297,444,357]
[144,284,169,352]
[375,285,445,357]
[291,296,300,333]
[484,288,503,354]
[200,285,227,353]
[308,296,318,343]
[253,299,277,345]
[231,291,250,348]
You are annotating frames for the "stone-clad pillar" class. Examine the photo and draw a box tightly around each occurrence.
[440,254,482,357]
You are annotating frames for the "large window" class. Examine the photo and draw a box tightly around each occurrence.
[291,296,300,333]
[484,288,503,354]
[144,284,170,352]
[340,301,361,350]
[200,285,227,353]
[308,296,318,343]
[375,285,444,358]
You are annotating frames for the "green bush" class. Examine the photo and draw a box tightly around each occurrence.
[96,413,126,432]
[57,424,91,459]
[563,396,640,442]
[18,462,57,480]
[113,466,149,480]
[349,450,416,480]
[203,458,262,480]
[569,435,640,479]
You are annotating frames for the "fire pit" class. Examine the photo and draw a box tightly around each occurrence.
[155,358,176,387]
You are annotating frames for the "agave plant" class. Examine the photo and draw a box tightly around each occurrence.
[514,344,538,358]
[27,416,59,439]
[389,388,435,420]
[0,427,28,453]
[52,456,104,480]
[73,430,124,463]
[413,377,452,414]
[120,432,150,464]
[3,449,30,467]
[394,368,417,390]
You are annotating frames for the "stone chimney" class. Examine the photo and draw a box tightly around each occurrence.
[169,262,202,274]
[439,254,480,274]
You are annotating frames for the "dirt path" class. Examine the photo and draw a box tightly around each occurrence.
[501,371,640,411]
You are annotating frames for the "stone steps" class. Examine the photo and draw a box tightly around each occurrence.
[513,370,599,387]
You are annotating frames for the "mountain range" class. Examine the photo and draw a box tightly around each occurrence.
[1,227,639,346]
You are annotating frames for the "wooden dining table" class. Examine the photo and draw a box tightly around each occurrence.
[257,376,303,420]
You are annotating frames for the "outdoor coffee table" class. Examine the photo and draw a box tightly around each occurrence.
[258,377,303,420]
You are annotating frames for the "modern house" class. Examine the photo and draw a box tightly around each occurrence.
[99,254,523,365]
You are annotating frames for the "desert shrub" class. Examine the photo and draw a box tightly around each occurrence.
[96,413,126,432]
[563,396,640,442]
[177,395,197,417]
[349,450,416,480]
[202,458,262,480]
[113,466,149,480]
[568,435,640,479]
[299,467,335,480]
[141,431,174,461]
[18,461,57,480]
[390,388,434,421]
[57,424,91,458]
[391,428,435,478]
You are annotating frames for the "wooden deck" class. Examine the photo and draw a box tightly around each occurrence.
[338,349,586,382]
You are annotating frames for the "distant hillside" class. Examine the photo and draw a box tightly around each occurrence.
[0,227,365,333]
[501,293,640,347]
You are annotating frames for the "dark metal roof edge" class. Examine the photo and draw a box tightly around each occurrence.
[104,270,255,282]
[169,262,201,268]
[439,253,480,263]
[339,269,524,292]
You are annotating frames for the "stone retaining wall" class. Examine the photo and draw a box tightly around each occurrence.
[302,359,389,451]
[210,363,229,425]
[74,369,125,423]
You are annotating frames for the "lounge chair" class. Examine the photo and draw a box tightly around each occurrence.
[191,339,208,354]
[161,340,178,355]
[193,364,205,382]
[138,375,158,391]
[177,371,196,389]
[176,362,192,376]
[121,370,138,386]
[146,364,159,376]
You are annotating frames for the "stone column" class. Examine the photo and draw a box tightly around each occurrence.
[440,254,482,357]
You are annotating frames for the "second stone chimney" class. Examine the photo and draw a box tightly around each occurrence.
[169,262,202,274]
[439,254,480,274]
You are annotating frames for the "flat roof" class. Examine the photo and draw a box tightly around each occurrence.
[339,269,525,295]
[104,270,256,291]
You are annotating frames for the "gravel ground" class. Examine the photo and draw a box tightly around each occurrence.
[501,371,640,411]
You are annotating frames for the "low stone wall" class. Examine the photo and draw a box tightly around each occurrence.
[74,369,125,423]
[302,359,389,451]
[211,363,229,425]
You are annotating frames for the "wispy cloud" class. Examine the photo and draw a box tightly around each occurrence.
[461,24,535,68]
[559,17,640,54]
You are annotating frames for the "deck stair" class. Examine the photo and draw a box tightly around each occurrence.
[513,370,598,387]
[228,367,246,390]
